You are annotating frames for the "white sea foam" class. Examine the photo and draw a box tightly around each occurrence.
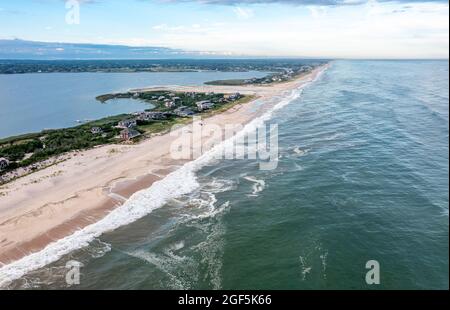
[0,164,200,287]
[0,66,327,287]
[299,255,312,281]
[319,250,328,280]
[243,176,266,196]
[126,249,194,289]
[293,147,310,156]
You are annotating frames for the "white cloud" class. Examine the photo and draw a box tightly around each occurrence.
[96,2,449,59]
[233,6,254,19]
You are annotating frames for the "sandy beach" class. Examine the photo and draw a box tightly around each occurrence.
[0,66,326,267]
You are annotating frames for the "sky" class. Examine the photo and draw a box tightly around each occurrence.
[0,0,448,59]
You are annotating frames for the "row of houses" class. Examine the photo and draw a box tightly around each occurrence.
[90,92,243,141]
[109,111,173,141]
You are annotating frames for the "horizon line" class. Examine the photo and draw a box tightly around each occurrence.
[1,39,448,61]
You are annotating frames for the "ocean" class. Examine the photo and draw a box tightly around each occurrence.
[2,60,448,289]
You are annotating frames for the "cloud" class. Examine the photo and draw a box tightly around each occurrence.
[233,6,254,18]
[146,1,448,59]
[162,0,449,5]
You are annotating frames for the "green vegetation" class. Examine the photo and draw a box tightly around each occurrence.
[208,95,256,114]
[96,90,242,114]
[1,90,254,179]
[136,117,190,135]
[0,59,327,75]
[141,91,226,111]
[204,79,247,86]
[0,114,126,174]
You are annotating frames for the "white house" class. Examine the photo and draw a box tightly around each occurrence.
[196,100,214,111]
[117,119,137,129]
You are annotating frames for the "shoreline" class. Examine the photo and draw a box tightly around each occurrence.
[0,64,328,283]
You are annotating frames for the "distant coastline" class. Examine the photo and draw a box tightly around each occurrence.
[0,58,326,75]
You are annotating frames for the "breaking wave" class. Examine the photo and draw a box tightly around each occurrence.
[243,176,266,196]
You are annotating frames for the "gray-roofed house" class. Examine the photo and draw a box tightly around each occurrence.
[90,127,103,134]
[120,128,141,141]
[227,92,241,101]
[174,106,195,117]
[137,111,168,121]
[117,119,137,129]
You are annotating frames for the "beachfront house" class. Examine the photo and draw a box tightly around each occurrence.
[301,65,312,72]
[174,106,195,117]
[117,119,137,129]
[120,128,141,141]
[226,92,241,101]
[90,127,103,134]
[165,101,176,108]
[136,111,168,121]
[0,157,9,171]
[196,100,214,111]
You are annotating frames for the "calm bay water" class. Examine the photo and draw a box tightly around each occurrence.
[0,70,268,138]
[5,60,449,289]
